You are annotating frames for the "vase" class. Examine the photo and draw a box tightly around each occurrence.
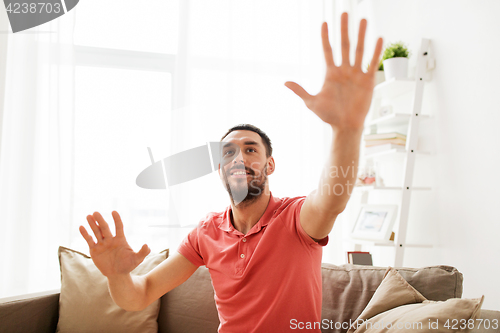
[383,57,409,80]
[375,70,385,86]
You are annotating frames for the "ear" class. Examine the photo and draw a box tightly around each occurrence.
[266,157,275,175]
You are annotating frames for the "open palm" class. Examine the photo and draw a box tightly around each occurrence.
[79,211,150,277]
[285,13,383,131]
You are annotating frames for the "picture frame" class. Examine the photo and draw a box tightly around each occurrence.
[351,204,398,241]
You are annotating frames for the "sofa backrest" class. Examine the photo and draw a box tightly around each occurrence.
[0,291,59,333]
[157,263,463,333]
[158,267,220,333]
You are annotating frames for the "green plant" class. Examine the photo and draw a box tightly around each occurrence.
[367,60,384,72]
[366,41,411,71]
[382,41,410,59]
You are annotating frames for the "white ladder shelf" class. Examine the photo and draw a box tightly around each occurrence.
[353,38,434,267]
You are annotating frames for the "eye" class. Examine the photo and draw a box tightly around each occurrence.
[224,150,234,156]
[247,148,256,153]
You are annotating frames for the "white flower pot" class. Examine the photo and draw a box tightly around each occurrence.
[383,57,409,80]
[375,71,385,86]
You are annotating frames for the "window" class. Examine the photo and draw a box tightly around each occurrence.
[74,0,179,54]
[71,1,188,253]
[73,67,174,252]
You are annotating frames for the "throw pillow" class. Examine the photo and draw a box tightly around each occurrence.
[348,267,484,333]
[347,266,426,332]
[56,246,169,333]
[354,297,484,333]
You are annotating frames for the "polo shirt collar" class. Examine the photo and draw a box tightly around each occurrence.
[218,192,281,236]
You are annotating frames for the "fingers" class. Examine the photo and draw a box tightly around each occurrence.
[354,19,367,70]
[112,211,125,238]
[340,12,350,67]
[93,211,114,239]
[79,225,96,249]
[284,81,313,103]
[323,12,379,72]
[321,22,334,67]
[368,37,384,75]
[136,244,151,264]
[87,214,103,242]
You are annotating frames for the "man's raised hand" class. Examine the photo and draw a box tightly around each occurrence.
[79,211,151,277]
[285,12,383,131]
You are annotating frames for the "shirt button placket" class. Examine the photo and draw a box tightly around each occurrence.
[240,237,247,259]
[235,236,246,275]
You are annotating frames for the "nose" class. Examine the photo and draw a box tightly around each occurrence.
[232,148,244,164]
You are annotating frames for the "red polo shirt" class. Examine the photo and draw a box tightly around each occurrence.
[177,192,329,333]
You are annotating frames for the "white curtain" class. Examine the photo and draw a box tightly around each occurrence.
[0,12,76,297]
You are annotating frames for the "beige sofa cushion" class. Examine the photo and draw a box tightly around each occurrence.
[350,266,427,328]
[353,298,484,332]
[321,264,463,333]
[348,267,483,333]
[56,246,169,333]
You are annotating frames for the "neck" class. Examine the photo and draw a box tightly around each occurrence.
[230,188,271,235]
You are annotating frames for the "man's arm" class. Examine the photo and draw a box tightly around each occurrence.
[299,128,363,240]
[285,13,383,240]
[108,252,198,311]
[139,252,198,310]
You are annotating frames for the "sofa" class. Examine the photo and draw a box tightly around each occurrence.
[1,263,499,333]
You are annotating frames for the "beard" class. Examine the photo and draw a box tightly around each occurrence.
[222,164,268,207]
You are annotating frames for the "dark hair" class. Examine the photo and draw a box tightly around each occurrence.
[220,124,273,158]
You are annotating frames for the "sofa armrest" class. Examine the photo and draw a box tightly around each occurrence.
[469,309,500,333]
[0,289,60,333]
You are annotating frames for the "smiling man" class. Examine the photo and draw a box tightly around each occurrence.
[174,124,329,332]
[79,12,383,333]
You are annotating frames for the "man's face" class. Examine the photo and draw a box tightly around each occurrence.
[218,130,274,206]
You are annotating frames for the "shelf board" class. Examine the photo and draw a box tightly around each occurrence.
[343,238,433,248]
[373,78,416,99]
[354,186,432,191]
[364,148,430,159]
[364,147,405,158]
[367,113,430,127]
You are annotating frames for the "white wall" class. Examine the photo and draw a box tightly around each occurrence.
[348,0,500,310]
[0,4,7,153]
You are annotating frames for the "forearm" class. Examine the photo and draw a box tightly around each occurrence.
[315,125,363,215]
[107,273,148,311]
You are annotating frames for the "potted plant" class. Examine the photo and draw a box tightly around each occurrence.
[381,41,411,80]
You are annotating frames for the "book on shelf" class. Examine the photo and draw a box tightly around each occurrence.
[347,251,373,265]
[364,143,405,155]
[365,138,406,146]
[364,132,407,141]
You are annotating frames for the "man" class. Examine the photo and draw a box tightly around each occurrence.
[79,12,383,332]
